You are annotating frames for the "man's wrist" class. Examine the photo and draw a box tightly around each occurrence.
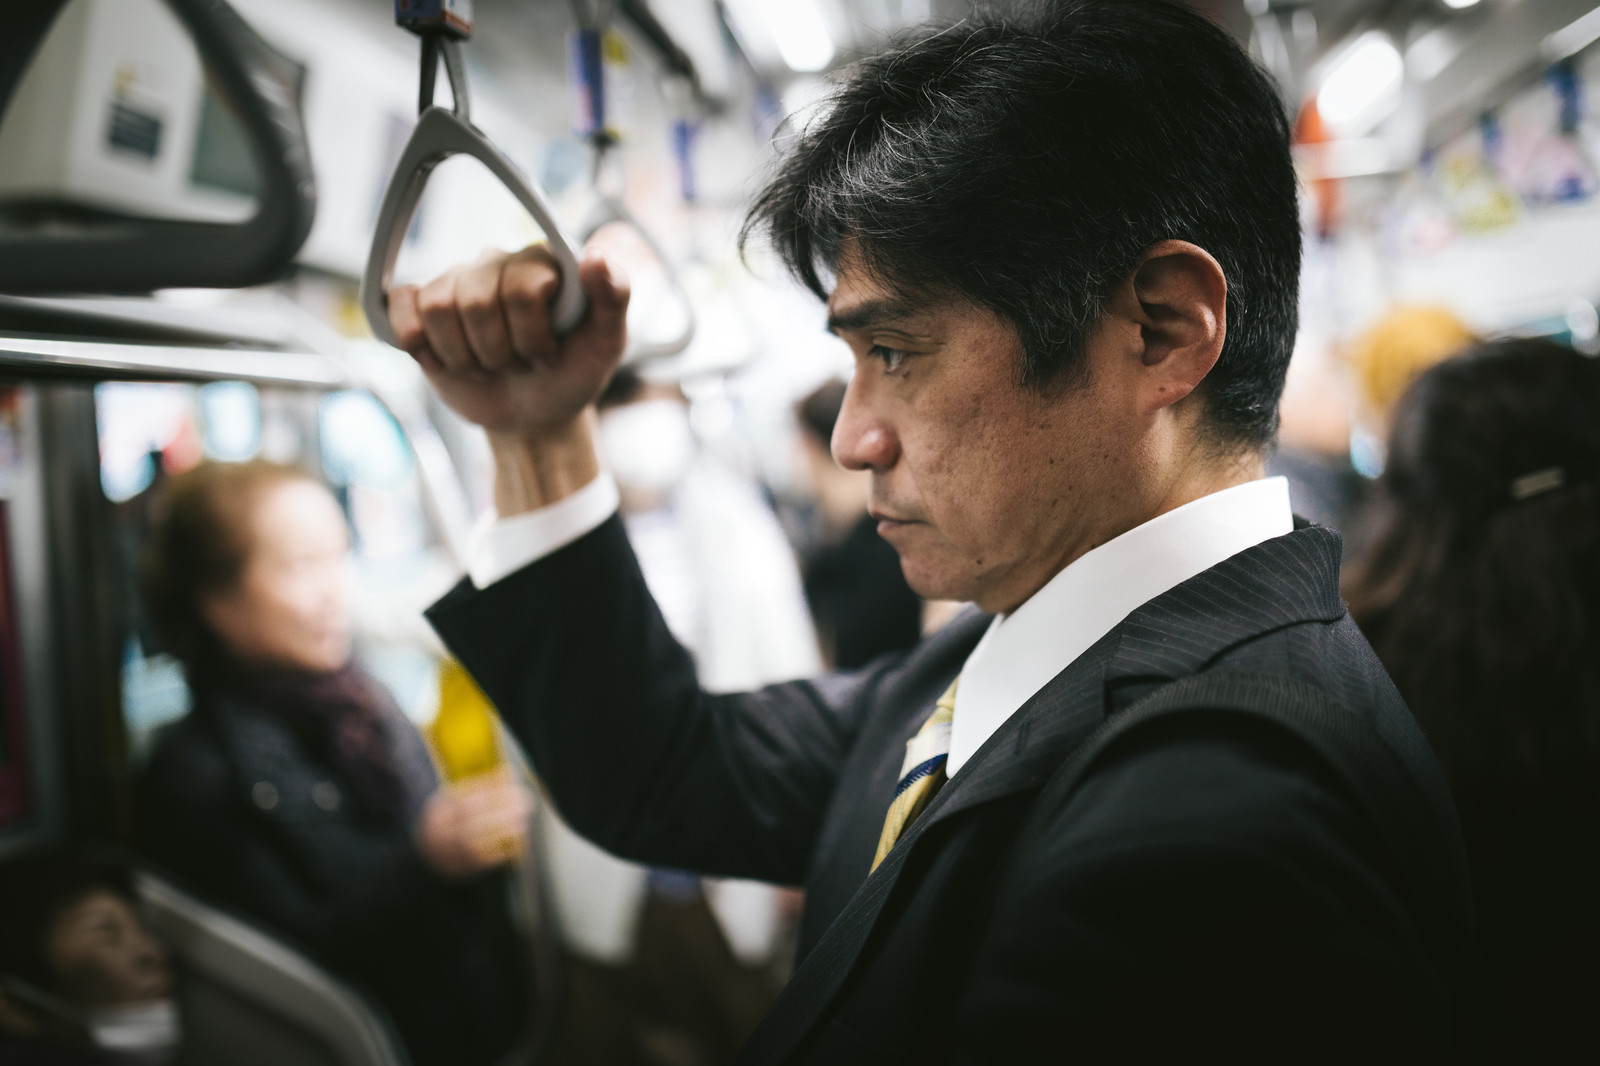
[487,412,602,517]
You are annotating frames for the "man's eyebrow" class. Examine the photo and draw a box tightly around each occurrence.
[825,298,922,335]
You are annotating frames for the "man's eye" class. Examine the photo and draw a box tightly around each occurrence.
[870,345,910,373]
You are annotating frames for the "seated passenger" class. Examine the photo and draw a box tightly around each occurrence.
[1345,338,1600,1059]
[0,850,178,1065]
[134,460,531,1066]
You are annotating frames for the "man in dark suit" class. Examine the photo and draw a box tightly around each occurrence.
[389,1,1475,1060]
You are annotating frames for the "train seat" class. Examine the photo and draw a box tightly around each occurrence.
[135,872,411,1066]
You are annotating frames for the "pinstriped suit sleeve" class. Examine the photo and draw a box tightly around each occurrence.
[426,513,883,886]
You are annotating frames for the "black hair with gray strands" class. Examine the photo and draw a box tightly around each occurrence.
[742,0,1302,448]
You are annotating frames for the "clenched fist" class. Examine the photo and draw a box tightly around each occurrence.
[388,244,630,442]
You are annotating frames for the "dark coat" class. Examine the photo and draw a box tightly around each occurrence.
[137,686,523,1066]
[427,515,1475,1063]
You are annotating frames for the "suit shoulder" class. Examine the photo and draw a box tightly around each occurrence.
[1042,711,1381,880]
[1214,614,1404,718]
[967,704,1450,1061]
[1212,616,1454,813]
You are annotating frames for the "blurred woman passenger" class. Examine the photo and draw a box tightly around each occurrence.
[135,461,532,1066]
[1344,339,1600,1059]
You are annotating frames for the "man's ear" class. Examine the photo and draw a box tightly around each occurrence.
[1123,240,1228,413]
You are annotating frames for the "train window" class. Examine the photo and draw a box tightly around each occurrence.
[95,380,272,760]
[197,381,263,462]
[319,390,411,494]
[319,388,450,725]
[96,383,202,504]
[101,380,455,763]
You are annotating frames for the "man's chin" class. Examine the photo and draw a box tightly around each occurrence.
[879,523,978,601]
[894,553,967,605]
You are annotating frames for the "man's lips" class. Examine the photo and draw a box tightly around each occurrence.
[870,509,920,533]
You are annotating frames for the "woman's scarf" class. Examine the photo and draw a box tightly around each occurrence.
[209,657,409,822]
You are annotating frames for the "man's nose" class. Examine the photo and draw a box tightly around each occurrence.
[831,380,899,473]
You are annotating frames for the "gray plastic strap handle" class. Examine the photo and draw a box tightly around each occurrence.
[361,106,588,348]
[581,196,696,365]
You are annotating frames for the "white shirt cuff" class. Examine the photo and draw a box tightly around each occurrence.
[466,473,620,589]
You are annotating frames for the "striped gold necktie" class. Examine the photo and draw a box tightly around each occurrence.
[871,678,959,872]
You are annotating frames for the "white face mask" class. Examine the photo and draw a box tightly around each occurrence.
[598,399,696,496]
[87,999,182,1063]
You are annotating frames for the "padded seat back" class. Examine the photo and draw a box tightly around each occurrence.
[136,872,410,1066]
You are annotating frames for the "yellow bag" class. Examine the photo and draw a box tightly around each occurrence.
[429,658,505,783]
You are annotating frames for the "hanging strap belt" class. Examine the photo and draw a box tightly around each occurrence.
[361,1,587,348]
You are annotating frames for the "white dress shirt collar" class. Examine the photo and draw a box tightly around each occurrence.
[946,476,1294,778]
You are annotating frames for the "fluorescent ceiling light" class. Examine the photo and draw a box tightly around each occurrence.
[762,0,836,73]
[1442,0,1481,10]
[1544,5,1600,62]
[1318,31,1404,136]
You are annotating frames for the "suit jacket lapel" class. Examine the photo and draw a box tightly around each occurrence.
[736,632,1116,1066]
[738,526,1347,1064]
[920,525,1347,833]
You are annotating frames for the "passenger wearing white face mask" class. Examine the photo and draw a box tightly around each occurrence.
[598,390,698,503]
[535,368,822,1066]
[0,852,180,1066]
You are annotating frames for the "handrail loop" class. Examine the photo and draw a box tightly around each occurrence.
[361,13,586,348]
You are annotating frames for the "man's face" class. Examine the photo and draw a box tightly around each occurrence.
[827,253,1148,614]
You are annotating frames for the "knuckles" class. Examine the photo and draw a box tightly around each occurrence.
[393,245,578,367]
[457,284,500,322]
[416,282,458,321]
[501,273,556,316]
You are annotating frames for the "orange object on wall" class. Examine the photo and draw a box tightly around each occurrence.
[1296,98,1341,239]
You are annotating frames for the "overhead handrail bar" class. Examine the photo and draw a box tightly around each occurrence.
[362,12,587,348]
[0,335,349,387]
